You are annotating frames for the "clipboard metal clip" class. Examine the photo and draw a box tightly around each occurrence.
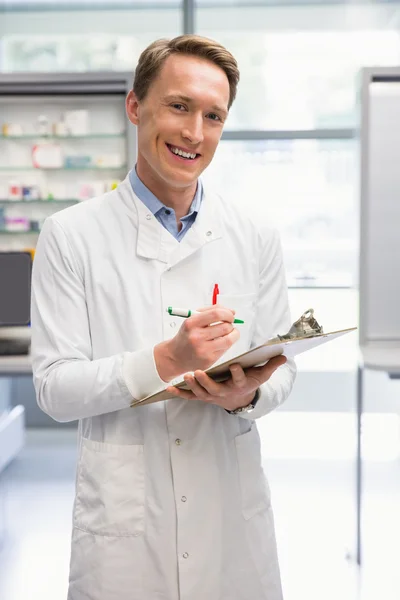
[276,308,324,341]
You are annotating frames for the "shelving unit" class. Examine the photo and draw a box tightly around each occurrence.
[0,71,136,478]
[0,166,127,171]
[1,134,125,140]
[0,199,79,203]
[0,230,39,234]
[0,72,135,248]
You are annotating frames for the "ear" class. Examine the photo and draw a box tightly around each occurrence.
[126,90,140,126]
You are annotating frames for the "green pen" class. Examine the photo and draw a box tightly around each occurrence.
[167,306,244,324]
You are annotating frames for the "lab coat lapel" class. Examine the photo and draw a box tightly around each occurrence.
[167,186,223,268]
[117,176,166,261]
[135,198,171,263]
[118,176,222,265]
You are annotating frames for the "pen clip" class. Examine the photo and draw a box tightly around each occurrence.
[212,283,219,305]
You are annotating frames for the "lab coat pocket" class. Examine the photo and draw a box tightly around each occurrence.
[74,438,145,537]
[235,426,271,520]
[216,293,256,363]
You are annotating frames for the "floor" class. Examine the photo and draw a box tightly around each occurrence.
[1,426,400,600]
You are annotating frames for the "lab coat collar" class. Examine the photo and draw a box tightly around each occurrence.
[117,175,223,264]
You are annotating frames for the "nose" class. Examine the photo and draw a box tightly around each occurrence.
[182,114,204,145]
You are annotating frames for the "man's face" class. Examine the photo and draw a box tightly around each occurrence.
[126,53,230,191]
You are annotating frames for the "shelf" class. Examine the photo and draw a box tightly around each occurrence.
[0,199,79,204]
[0,230,39,234]
[0,134,126,140]
[0,165,126,171]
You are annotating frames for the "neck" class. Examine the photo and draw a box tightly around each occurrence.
[135,164,197,221]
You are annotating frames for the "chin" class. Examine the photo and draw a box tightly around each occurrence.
[164,170,199,188]
[169,178,197,190]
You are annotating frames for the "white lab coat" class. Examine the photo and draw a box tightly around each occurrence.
[31,175,297,600]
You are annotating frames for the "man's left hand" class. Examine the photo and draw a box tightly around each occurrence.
[165,354,287,412]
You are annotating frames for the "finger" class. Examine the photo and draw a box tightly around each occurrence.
[196,304,236,314]
[183,374,212,402]
[267,354,287,371]
[229,363,248,389]
[257,354,287,380]
[243,355,287,388]
[193,370,224,396]
[192,307,235,327]
[203,321,234,341]
[166,385,196,400]
[210,327,240,352]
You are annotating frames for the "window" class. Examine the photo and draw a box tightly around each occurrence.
[197,1,400,289]
[203,138,357,287]
[197,3,400,130]
[0,2,181,72]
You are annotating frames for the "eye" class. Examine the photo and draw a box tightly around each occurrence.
[171,103,186,111]
[207,113,222,122]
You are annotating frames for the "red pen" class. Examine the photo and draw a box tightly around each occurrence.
[212,283,219,305]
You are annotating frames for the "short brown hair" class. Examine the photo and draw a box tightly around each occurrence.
[133,34,240,110]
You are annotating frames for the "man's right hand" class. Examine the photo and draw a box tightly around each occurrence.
[154,305,240,383]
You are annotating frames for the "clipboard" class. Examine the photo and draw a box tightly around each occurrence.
[131,326,357,407]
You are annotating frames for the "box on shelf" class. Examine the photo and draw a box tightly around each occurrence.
[64,155,92,169]
[64,110,89,136]
[21,185,40,201]
[95,153,124,168]
[32,143,63,169]
[5,217,30,232]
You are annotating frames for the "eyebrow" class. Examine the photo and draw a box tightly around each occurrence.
[163,94,228,117]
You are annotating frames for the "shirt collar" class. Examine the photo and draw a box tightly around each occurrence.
[129,167,202,217]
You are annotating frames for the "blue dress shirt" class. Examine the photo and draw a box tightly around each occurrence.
[129,168,202,242]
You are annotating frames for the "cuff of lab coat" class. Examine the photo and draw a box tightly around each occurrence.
[122,347,167,402]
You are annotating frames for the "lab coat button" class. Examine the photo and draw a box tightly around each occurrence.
[206,230,212,237]
[181,496,187,502]
[145,214,152,220]
[170,321,176,328]
[175,439,182,445]
[183,552,189,559]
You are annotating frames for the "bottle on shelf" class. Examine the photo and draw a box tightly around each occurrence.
[37,115,51,137]
[52,116,68,137]
[2,123,24,137]
[8,181,23,201]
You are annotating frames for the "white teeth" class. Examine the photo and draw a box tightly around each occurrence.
[170,145,196,160]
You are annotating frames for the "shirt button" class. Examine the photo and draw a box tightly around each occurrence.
[181,496,187,502]
[175,439,182,445]
[182,552,189,559]
[170,322,176,328]
[165,209,171,215]
[145,214,152,220]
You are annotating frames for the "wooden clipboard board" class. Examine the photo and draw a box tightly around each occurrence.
[131,326,357,407]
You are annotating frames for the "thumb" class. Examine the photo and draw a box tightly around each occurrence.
[266,354,287,375]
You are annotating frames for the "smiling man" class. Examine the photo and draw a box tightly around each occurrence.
[31,35,297,600]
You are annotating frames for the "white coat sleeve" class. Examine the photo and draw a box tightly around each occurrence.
[238,227,297,420]
[31,218,166,423]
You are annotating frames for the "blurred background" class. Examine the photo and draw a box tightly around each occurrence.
[1,1,400,599]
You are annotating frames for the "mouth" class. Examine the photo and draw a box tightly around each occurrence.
[166,143,200,162]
